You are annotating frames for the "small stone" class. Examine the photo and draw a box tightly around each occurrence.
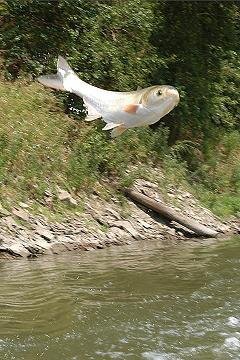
[58,190,70,201]
[12,208,30,222]
[44,189,52,197]
[138,219,152,229]
[57,187,77,206]
[167,228,176,236]
[4,216,18,229]
[106,208,122,220]
[35,226,54,241]
[19,202,29,209]
[177,231,184,237]
[34,237,52,251]
[75,211,82,217]
[69,197,78,206]
[177,195,184,201]
[50,242,68,254]
[113,220,139,238]
[227,316,239,327]
[110,226,127,238]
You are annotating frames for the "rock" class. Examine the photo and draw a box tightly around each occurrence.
[19,202,29,209]
[110,197,120,204]
[44,189,52,197]
[34,237,52,251]
[167,228,176,236]
[12,208,30,222]
[70,197,78,206]
[177,231,184,237]
[50,242,68,254]
[138,219,152,229]
[8,243,30,257]
[4,216,18,229]
[183,192,191,198]
[35,226,54,242]
[177,195,184,201]
[57,187,78,206]
[106,207,122,220]
[110,226,127,238]
[93,213,115,227]
[113,220,139,238]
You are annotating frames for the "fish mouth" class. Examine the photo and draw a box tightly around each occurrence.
[166,87,180,105]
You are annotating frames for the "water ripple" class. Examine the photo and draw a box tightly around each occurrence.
[0,236,239,359]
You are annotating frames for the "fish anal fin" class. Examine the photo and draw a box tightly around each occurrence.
[102,122,123,131]
[123,104,139,114]
[83,97,101,121]
[111,125,127,138]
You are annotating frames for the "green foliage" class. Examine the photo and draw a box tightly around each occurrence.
[152,1,239,139]
[1,0,157,88]
[67,124,170,190]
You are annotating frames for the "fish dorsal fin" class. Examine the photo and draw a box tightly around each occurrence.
[83,97,101,121]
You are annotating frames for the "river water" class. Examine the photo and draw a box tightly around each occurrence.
[0,236,239,360]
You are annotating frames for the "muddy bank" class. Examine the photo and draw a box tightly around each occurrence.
[0,180,239,259]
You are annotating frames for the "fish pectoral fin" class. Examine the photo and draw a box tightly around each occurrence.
[111,125,127,138]
[123,104,140,114]
[102,122,123,131]
[83,97,101,121]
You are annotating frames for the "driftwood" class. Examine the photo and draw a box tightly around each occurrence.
[124,188,218,238]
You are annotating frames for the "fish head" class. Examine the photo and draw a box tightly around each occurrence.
[142,85,180,117]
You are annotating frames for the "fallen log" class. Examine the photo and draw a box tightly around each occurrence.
[124,188,218,238]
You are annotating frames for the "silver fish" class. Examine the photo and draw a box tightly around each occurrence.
[38,56,180,137]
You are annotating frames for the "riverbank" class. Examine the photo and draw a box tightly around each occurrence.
[0,79,239,260]
[0,179,239,259]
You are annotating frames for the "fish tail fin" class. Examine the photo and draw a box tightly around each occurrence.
[37,56,78,92]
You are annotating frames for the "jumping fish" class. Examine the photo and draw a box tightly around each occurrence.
[38,56,180,137]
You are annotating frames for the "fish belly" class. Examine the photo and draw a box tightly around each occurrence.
[123,111,159,129]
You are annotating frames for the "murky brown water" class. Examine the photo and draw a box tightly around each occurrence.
[0,236,239,360]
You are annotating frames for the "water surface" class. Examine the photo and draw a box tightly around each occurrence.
[0,237,239,359]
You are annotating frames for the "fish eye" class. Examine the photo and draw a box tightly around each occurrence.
[157,89,162,96]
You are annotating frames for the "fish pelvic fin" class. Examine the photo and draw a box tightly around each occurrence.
[83,97,101,121]
[37,56,79,92]
[111,125,127,138]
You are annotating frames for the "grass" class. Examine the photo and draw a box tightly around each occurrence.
[0,77,239,219]
[0,79,71,208]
